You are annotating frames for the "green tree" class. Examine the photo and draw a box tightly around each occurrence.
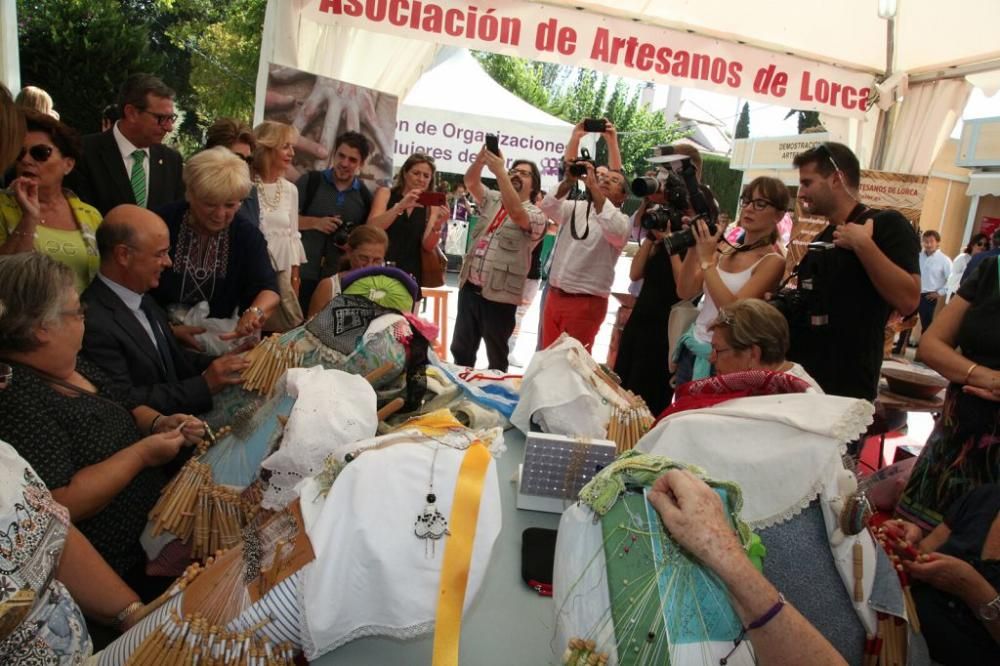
[17,0,169,134]
[784,109,823,134]
[475,53,688,177]
[735,102,750,139]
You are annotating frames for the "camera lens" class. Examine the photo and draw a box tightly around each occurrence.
[631,177,659,197]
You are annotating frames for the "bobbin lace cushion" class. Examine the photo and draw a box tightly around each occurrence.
[636,393,873,528]
[296,441,502,659]
[0,441,91,664]
[260,367,379,511]
[511,335,613,437]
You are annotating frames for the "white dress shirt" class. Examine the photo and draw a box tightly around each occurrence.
[918,249,952,295]
[97,273,159,351]
[539,193,630,298]
[112,122,150,201]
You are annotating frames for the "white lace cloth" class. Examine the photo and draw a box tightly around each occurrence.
[511,335,612,437]
[635,394,873,528]
[296,436,502,659]
[260,367,378,510]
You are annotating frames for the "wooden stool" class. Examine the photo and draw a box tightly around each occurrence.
[421,288,450,360]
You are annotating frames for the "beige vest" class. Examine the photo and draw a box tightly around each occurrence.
[459,194,538,305]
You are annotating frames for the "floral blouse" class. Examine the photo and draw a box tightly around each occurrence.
[0,440,91,663]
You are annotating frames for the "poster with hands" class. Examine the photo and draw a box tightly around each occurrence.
[264,64,398,186]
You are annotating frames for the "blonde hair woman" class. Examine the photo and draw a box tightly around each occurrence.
[251,120,306,331]
[151,147,280,348]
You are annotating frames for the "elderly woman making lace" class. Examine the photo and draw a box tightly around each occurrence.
[0,253,204,592]
[661,299,821,418]
[151,147,279,350]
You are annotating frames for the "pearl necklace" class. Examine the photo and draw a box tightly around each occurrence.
[255,177,283,212]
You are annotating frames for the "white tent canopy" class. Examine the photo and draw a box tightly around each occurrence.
[397,48,578,185]
[256,0,1000,175]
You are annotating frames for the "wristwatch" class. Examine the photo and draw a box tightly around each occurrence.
[978,595,1000,621]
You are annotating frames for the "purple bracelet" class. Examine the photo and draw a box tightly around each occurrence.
[720,593,786,665]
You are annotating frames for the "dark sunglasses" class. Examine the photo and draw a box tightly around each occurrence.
[16,144,55,163]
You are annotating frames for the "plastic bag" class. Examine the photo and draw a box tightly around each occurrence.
[169,301,255,356]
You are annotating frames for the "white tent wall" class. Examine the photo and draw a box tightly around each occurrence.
[881,79,973,175]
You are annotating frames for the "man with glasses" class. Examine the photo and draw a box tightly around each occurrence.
[788,142,920,400]
[81,205,249,414]
[71,73,184,215]
[452,146,546,370]
[538,124,631,354]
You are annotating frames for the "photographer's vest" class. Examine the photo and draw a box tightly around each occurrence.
[459,194,538,305]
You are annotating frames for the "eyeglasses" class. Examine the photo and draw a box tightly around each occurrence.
[508,168,533,178]
[125,244,171,259]
[354,254,384,267]
[710,346,735,357]
[739,197,777,211]
[16,144,55,163]
[140,109,178,126]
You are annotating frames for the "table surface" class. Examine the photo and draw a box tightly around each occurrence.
[313,427,564,665]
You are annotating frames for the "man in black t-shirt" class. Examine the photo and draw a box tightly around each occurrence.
[786,142,920,400]
[295,131,373,313]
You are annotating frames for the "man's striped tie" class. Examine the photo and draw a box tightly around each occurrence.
[130,149,147,208]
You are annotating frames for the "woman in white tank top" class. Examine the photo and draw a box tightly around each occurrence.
[674,176,790,382]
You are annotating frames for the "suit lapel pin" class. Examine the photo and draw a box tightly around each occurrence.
[158,159,164,165]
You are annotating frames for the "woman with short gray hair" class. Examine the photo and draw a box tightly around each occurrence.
[707,298,823,391]
[152,146,280,349]
[0,252,205,584]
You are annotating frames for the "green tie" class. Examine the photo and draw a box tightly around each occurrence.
[130,149,147,208]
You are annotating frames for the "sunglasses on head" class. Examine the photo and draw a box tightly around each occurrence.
[816,142,843,175]
[17,145,55,163]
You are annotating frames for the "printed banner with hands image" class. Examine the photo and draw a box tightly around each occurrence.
[264,64,399,185]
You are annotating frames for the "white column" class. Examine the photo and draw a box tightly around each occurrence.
[0,0,20,93]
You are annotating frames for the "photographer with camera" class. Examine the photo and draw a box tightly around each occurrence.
[295,131,374,313]
[783,142,920,400]
[538,122,630,352]
[450,146,546,371]
[671,174,787,384]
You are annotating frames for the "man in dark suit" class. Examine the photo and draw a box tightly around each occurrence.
[70,74,184,215]
[81,205,249,415]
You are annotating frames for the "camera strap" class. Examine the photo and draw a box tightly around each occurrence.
[570,199,592,241]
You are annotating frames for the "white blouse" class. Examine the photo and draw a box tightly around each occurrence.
[257,178,307,272]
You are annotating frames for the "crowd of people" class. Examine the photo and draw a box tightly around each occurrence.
[0,69,997,665]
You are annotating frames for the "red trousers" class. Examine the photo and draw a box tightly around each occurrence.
[541,287,609,352]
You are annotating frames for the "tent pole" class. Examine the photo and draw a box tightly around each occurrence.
[870,17,896,170]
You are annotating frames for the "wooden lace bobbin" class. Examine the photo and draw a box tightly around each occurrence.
[853,541,864,602]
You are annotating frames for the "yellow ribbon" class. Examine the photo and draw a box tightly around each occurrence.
[431,441,492,666]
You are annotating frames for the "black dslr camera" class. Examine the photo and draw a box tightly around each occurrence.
[332,218,363,246]
[568,147,595,178]
[631,146,715,255]
[770,241,835,328]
